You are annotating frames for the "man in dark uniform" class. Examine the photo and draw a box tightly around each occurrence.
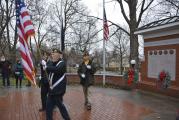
[42,48,70,120]
[39,52,50,112]
[77,51,96,110]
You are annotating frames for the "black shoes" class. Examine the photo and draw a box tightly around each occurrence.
[86,103,91,110]
[84,102,91,110]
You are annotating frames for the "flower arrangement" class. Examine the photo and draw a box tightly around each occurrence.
[123,68,139,86]
[157,70,171,89]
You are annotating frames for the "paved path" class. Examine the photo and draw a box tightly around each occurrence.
[0,85,178,120]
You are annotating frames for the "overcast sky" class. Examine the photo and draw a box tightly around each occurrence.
[81,0,144,55]
[82,0,127,26]
[78,0,131,52]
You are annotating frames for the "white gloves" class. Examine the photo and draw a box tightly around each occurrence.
[86,65,91,69]
[81,74,85,78]
[39,76,41,80]
[41,60,47,70]
[15,72,20,75]
[41,60,46,66]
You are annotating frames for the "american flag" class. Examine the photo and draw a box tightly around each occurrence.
[16,0,36,85]
[103,8,109,40]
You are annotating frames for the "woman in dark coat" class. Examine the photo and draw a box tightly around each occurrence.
[77,51,96,110]
[14,59,23,88]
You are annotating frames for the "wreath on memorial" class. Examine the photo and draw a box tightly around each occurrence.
[156,70,171,89]
[123,69,139,86]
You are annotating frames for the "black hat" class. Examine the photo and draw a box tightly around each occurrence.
[83,51,89,56]
[51,48,62,54]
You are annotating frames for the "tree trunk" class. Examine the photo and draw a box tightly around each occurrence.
[120,55,123,75]
[129,0,139,69]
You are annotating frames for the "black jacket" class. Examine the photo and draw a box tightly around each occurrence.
[0,60,11,75]
[77,60,96,87]
[46,59,67,95]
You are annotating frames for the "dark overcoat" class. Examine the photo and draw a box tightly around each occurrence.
[46,59,67,96]
[14,63,23,79]
[77,60,96,87]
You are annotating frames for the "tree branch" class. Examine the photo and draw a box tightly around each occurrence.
[137,0,154,26]
[116,0,130,25]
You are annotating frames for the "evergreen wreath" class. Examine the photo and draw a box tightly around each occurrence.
[157,70,171,89]
[123,69,139,86]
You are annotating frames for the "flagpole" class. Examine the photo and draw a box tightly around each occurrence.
[33,36,49,86]
[60,0,64,51]
[103,0,106,86]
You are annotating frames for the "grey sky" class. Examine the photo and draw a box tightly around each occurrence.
[82,0,126,26]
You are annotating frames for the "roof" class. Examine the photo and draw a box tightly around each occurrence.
[135,16,179,34]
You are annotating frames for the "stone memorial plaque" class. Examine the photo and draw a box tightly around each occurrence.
[147,49,176,80]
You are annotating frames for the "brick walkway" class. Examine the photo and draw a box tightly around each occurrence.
[0,85,178,120]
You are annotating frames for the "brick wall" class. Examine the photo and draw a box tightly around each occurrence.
[66,73,124,86]
[140,34,179,98]
[66,73,179,97]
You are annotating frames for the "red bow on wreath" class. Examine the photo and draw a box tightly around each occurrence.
[159,71,166,81]
[128,69,135,85]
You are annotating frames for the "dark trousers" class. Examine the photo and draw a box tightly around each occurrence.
[15,75,22,87]
[176,115,179,120]
[2,74,10,86]
[82,86,89,104]
[46,95,70,120]
[41,83,49,109]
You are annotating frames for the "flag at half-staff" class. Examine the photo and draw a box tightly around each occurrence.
[102,1,109,86]
[15,0,36,85]
[103,7,109,41]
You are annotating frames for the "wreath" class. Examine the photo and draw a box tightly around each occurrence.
[156,70,171,89]
[123,69,139,86]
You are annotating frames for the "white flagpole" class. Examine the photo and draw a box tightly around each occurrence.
[103,0,106,86]
[60,0,63,50]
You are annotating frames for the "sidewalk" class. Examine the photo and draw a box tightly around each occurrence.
[0,85,178,120]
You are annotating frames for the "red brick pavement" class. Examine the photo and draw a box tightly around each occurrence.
[0,86,153,120]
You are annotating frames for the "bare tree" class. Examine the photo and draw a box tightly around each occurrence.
[0,0,16,60]
[108,27,130,74]
[49,0,90,51]
[71,17,99,52]
[154,0,179,17]
[163,0,179,10]
[115,0,154,69]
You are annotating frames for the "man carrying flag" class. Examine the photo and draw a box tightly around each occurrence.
[15,0,36,85]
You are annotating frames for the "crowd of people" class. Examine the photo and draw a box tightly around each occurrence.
[0,49,97,120]
[0,55,24,88]
[0,49,147,120]
[1,50,179,120]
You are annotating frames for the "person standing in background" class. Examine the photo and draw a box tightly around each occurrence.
[14,59,23,88]
[0,55,11,87]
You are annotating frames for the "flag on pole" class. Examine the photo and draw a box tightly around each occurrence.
[16,0,36,85]
[61,18,65,51]
[103,8,109,40]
